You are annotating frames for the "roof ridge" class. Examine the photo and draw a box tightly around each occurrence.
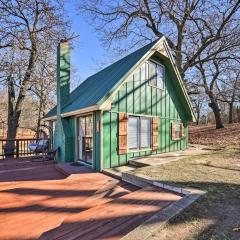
[43,38,161,119]
[63,39,159,109]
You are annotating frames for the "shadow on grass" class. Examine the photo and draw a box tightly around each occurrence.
[147,180,240,240]
[198,163,240,172]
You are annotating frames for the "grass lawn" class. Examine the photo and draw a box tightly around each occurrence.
[133,146,240,240]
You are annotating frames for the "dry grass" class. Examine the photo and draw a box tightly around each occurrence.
[134,147,240,240]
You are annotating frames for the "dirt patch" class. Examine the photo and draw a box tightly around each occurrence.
[133,148,240,240]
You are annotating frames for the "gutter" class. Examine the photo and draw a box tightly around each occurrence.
[43,105,99,121]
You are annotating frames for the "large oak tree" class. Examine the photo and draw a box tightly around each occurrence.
[0,0,69,153]
[78,0,240,128]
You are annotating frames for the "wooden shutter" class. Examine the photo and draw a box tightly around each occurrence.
[118,113,128,154]
[152,117,158,150]
[180,123,185,138]
[171,122,176,140]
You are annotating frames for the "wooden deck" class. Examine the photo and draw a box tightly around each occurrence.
[0,158,182,240]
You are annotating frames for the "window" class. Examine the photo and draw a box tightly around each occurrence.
[128,116,151,150]
[140,118,151,148]
[175,123,180,140]
[156,64,164,89]
[128,117,139,149]
[171,122,184,140]
[149,61,157,86]
[148,61,164,89]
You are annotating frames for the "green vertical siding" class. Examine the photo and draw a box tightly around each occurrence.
[93,111,101,171]
[103,111,111,169]
[71,116,77,161]
[103,58,189,169]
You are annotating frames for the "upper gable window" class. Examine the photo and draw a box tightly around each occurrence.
[148,61,164,89]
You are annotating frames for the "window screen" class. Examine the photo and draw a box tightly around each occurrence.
[149,61,157,86]
[128,117,139,149]
[128,116,151,150]
[149,61,164,89]
[175,123,180,139]
[156,64,164,89]
[140,118,151,148]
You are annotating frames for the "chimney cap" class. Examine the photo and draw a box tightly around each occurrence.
[60,38,68,43]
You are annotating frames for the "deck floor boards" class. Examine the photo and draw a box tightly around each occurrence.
[0,158,181,240]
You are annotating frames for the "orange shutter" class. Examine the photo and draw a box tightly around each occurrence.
[180,123,185,138]
[118,113,128,154]
[152,117,158,150]
[171,122,176,140]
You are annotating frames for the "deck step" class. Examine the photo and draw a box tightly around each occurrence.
[40,186,181,240]
[129,159,150,167]
[103,165,139,180]
[55,163,93,176]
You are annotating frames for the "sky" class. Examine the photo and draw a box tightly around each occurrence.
[64,1,110,84]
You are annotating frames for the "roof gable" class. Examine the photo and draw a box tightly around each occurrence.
[44,39,158,119]
[97,37,195,122]
[44,37,195,122]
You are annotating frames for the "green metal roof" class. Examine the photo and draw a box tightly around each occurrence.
[44,40,158,119]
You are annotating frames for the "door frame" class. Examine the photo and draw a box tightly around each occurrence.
[76,113,94,167]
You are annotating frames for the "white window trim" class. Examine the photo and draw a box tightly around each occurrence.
[128,115,152,151]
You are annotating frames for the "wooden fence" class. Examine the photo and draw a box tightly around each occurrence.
[0,138,50,159]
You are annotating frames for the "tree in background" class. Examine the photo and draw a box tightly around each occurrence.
[0,0,69,152]
[78,0,240,128]
[195,60,225,128]
[217,67,240,124]
[28,50,57,138]
[191,92,208,125]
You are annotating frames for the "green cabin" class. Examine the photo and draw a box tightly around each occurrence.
[44,37,195,171]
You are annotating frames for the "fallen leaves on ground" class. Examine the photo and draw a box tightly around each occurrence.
[189,123,240,147]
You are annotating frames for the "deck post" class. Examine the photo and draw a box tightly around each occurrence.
[16,140,19,158]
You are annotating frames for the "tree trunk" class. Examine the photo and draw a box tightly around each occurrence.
[5,47,36,157]
[6,75,18,156]
[196,103,201,125]
[175,26,184,80]
[36,75,46,139]
[228,102,233,124]
[237,107,240,122]
[210,98,224,129]
[196,111,200,125]
[36,93,43,139]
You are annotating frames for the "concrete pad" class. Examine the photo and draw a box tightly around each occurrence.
[129,144,212,167]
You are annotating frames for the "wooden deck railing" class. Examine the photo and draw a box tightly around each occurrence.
[0,138,50,159]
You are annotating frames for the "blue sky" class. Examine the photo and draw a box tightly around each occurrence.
[64,1,110,84]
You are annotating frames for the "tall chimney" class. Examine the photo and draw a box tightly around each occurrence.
[57,39,70,115]
[54,39,73,163]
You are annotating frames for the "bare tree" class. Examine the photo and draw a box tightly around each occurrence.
[0,0,69,153]
[217,68,240,123]
[78,0,240,129]
[195,60,226,128]
[191,92,207,125]
[29,53,56,137]
[78,0,240,80]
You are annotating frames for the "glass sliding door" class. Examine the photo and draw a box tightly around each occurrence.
[77,115,93,165]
